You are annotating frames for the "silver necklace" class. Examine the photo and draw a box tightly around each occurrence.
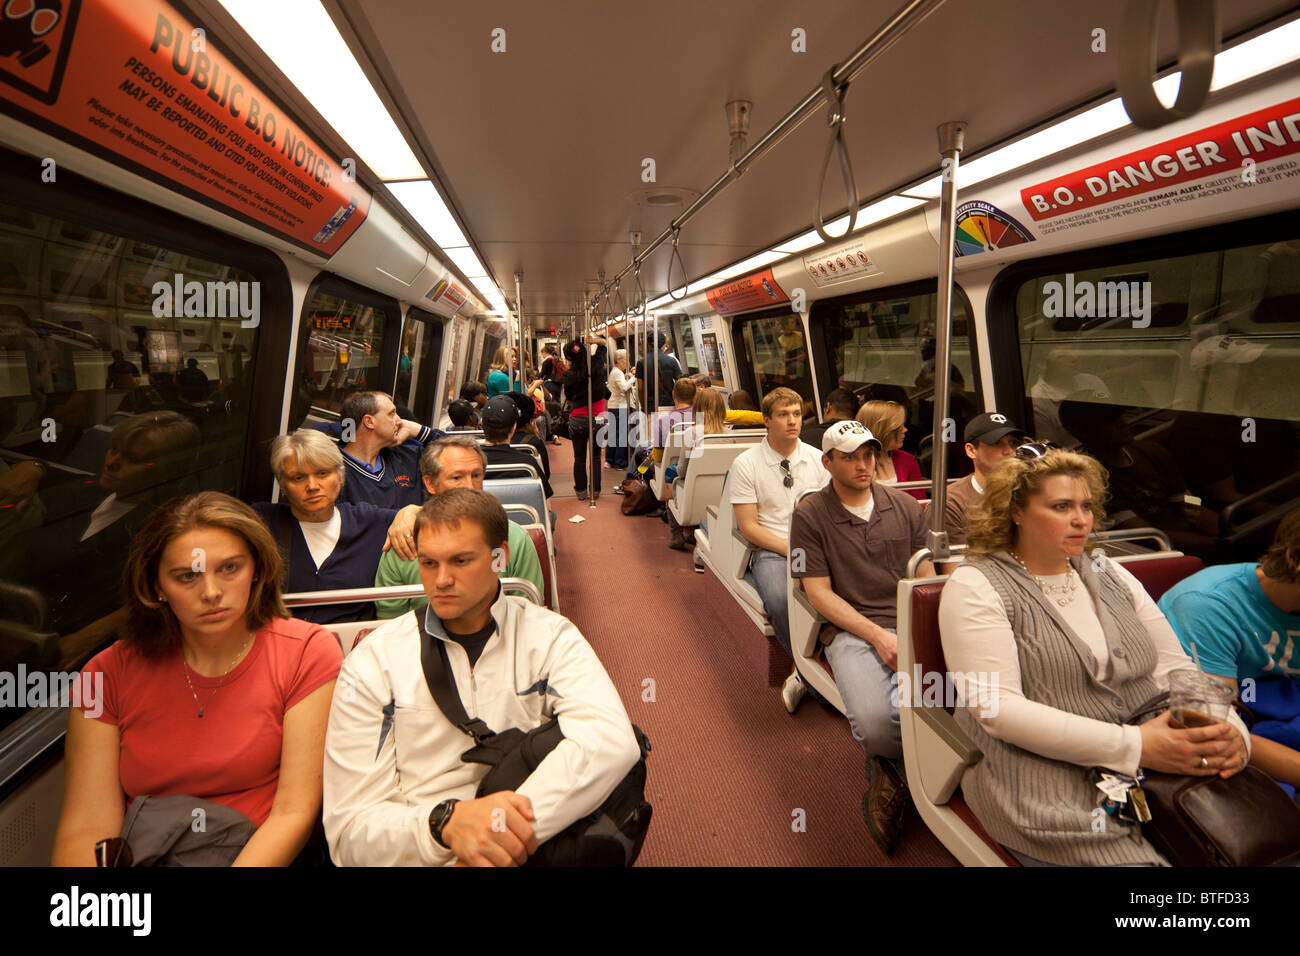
[1009,551,1079,606]
[182,633,254,718]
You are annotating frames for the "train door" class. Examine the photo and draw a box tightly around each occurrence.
[395,307,444,423]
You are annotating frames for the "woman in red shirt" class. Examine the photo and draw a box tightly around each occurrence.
[857,400,927,501]
[52,492,342,866]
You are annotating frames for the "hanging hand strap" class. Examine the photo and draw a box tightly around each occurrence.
[815,66,859,242]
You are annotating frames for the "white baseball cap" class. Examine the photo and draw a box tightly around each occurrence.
[822,420,882,455]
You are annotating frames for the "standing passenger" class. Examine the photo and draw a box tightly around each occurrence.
[562,339,610,501]
[605,349,635,472]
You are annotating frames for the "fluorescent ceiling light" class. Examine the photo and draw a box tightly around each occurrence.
[446,247,489,279]
[385,180,469,249]
[902,17,1300,200]
[699,250,784,286]
[217,0,424,180]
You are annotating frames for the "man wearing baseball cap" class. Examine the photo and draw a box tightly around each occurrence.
[481,393,554,500]
[940,412,1027,572]
[790,419,934,854]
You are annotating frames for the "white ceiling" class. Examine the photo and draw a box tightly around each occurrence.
[330,0,1297,325]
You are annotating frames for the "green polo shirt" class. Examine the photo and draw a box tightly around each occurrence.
[373,519,544,617]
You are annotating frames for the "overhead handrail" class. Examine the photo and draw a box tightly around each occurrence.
[666,228,688,301]
[593,0,948,305]
[1119,0,1219,129]
[815,66,860,242]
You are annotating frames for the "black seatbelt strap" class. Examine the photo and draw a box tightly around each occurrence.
[416,613,496,743]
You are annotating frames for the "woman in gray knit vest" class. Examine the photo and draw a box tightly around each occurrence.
[938,446,1251,866]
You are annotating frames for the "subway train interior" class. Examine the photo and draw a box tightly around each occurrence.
[0,0,1299,882]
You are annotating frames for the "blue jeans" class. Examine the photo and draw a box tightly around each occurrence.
[745,549,791,656]
[605,406,629,470]
[825,629,902,759]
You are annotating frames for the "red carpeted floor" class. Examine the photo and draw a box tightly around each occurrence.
[544,437,957,866]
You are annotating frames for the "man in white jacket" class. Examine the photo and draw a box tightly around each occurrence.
[323,488,640,866]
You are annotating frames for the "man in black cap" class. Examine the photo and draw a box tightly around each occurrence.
[939,412,1027,572]
[481,392,554,500]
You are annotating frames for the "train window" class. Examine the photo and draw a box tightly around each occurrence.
[398,308,444,421]
[671,315,698,374]
[811,283,980,475]
[293,293,386,424]
[0,199,268,732]
[738,309,814,404]
[475,324,505,386]
[1002,222,1300,564]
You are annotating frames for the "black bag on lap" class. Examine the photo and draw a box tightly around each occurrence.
[418,617,652,866]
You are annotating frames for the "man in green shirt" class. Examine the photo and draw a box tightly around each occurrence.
[375,436,544,616]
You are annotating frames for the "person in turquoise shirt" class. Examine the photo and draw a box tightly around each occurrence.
[375,435,543,617]
[486,347,521,398]
[1159,508,1300,788]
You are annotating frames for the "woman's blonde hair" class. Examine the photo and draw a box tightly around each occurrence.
[693,387,727,435]
[122,492,287,656]
[491,346,510,369]
[857,400,906,477]
[964,448,1110,555]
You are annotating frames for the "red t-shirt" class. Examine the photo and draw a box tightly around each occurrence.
[891,449,927,501]
[77,618,342,826]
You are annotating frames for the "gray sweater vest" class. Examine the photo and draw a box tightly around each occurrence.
[955,552,1164,866]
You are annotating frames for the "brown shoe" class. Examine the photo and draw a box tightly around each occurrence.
[862,756,908,855]
[667,530,688,550]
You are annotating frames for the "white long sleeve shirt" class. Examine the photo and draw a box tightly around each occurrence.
[939,560,1251,777]
[323,590,640,866]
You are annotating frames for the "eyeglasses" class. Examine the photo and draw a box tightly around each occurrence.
[1014,441,1059,461]
[94,837,133,867]
[780,459,794,488]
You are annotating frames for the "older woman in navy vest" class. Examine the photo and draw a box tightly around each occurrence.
[938,446,1250,866]
[254,430,419,624]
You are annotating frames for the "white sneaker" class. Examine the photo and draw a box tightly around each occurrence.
[781,669,807,714]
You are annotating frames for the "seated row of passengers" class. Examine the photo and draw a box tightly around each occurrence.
[53,484,636,866]
[732,385,1299,864]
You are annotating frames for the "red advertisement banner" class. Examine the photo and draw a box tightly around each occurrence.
[0,0,371,255]
[1020,97,1300,222]
[705,268,788,315]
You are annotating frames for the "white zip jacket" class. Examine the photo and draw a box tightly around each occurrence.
[323,589,640,866]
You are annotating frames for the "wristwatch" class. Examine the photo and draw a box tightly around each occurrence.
[428,799,460,848]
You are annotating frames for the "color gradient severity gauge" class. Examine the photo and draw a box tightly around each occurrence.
[953,201,1035,256]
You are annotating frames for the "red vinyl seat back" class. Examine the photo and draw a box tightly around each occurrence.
[1120,554,1204,603]
[909,581,951,711]
[526,525,554,609]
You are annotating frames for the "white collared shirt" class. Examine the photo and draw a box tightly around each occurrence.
[729,437,829,539]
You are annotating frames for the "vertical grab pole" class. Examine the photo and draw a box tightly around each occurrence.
[928,120,967,566]
[514,272,525,394]
[585,297,596,508]
[651,311,660,455]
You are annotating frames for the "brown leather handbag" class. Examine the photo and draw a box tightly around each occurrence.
[1126,693,1300,866]
[620,477,659,516]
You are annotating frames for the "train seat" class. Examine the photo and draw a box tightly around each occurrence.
[696,471,776,640]
[484,460,543,484]
[484,475,551,539]
[502,502,558,611]
[652,421,695,500]
[667,432,764,527]
[900,550,1205,866]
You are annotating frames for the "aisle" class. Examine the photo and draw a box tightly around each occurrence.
[544,438,957,866]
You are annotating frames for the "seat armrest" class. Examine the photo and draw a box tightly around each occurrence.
[915,707,982,765]
[792,584,827,623]
[706,505,718,522]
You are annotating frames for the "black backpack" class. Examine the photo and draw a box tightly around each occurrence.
[418,617,652,866]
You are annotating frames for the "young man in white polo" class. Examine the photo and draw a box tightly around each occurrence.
[729,387,829,708]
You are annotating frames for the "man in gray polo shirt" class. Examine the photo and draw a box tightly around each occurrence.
[790,419,933,854]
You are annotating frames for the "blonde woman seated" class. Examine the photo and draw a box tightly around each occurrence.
[856,400,925,501]
[937,446,1250,866]
[664,388,728,550]
[53,492,342,866]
